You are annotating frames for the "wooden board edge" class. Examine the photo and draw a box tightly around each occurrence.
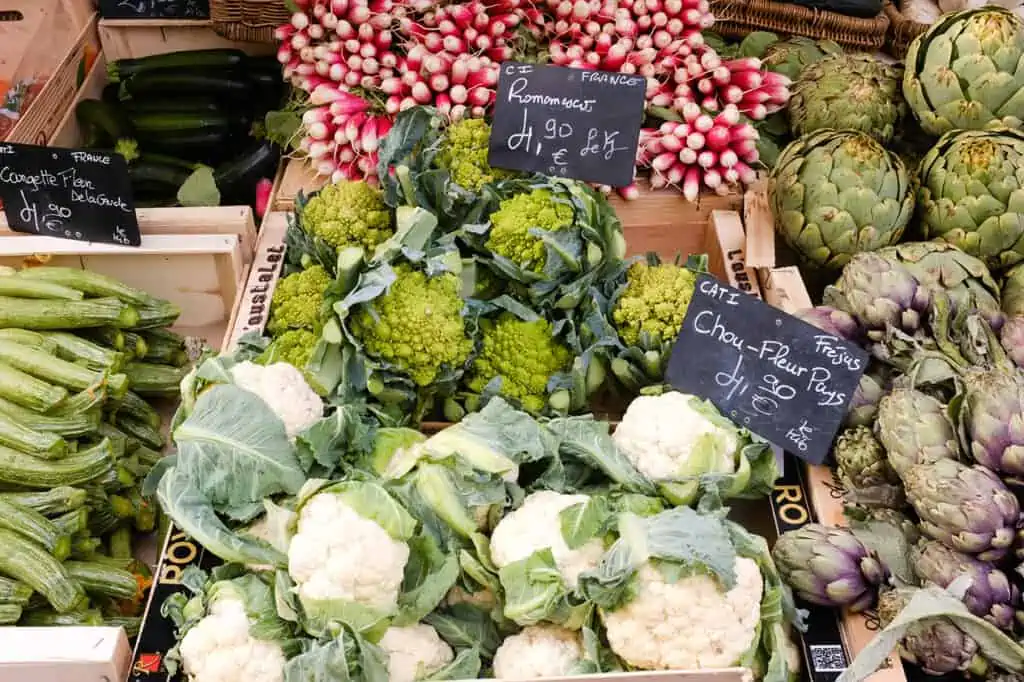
[743,182,775,269]
[224,212,289,352]
[707,209,762,300]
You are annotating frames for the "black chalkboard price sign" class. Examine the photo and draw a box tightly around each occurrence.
[666,273,869,464]
[99,0,209,19]
[488,62,646,187]
[0,143,140,247]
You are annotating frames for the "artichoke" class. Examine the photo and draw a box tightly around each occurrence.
[834,426,905,509]
[769,130,914,271]
[877,588,988,676]
[910,539,1020,631]
[762,37,843,81]
[772,524,888,611]
[917,129,1024,272]
[823,252,931,339]
[846,363,892,428]
[788,54,905,144]
[793,306,862,341]
[955,367,1024,480]
[903,7,1024,136]
[876,388,960,477]
[1001,264,1024,367]
[846,507,921,546]
[902,458,1019,561]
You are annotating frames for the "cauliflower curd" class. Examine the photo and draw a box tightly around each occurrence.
[492,626,584,679]
[486,189,574,273]
[379,624,454,682]
[229,361,323,439]
[288,491,409,612]
[301,180,392,251]
[602,557,763,670]
[179,592,287,682]
[490,491,604,589]
[613,260,697,347]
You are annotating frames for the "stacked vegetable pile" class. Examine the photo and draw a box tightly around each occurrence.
[74,49,284,210]
[272,0,790,199]
[258,106,718,421]
[761,7,1024,274]
[0,266,189,633]
[151,346,798,681]
[770,242,1024,680]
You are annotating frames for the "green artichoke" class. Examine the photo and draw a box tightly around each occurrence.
[846,507,920,546]
[910,539,1020,631]
[846,363,892,428]
[902,458,1019,561]
[788,54,905,144]
[762,36,843,81]
[954,367,1024,481]
[772,523,888,611]
[877,588,989,676]
[769,130,914,271]
[834,426,905,509]
[876,388,960,477]
[903,7,1024,136]
[917,129,1024,272]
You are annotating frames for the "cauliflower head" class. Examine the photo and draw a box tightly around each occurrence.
[490,490,604,589]
[301,181,392,251]
[436,118,513,191]
[613,261,697,347]
[267,265,331,336]
[492,625,584,679]
[179,586,287,682]
[350,265,473,386]
[464,313,572,414]
[601,557,763,670]
[288,490,410,615]
[379,624,454,682]
[229,361,323,439]
[486,189,574,273]
[613,392,740,482]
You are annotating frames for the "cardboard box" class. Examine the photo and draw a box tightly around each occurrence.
[0,627,131,682]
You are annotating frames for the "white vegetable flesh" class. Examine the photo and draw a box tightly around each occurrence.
[179,596,286,682]
[379,624,454,682]
[492,625,583,679]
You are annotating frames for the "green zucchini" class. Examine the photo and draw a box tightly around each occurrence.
[141,330,188,366]
[70,534,103,557]
[123,362,186,397]
[80,326,125,352]
[74,99,134,146]
[115,414,164,450]
[0,277,84,300]
[0,528,86,613]
[20,608,103,626]
[109,525,133,560]
[14,268,155,306]
[0,398,99,438]
[140,130,231,156]
[130,111,231,134]
[0,295,139,330]
[94,421,130,459]
[51,508,89,537]
[0,439,113,488]
[0,487,87,516]
[0,362,68,412]
[121,331,148,358]
[129,160,192,194]
[113,390,161,429]
[0,498,70,559]
[87,505,121,537]
[214,139,280,203]
[131,301,180,330]
[44,332,125,371]
[122,97,225,115]
[109,49,246,83]
[123,72,252,99]
[104,615,142,637]
[0,411,67,459]
[52,384,108,416]
[134,446,162,468]
[0,329,58,353]
[64,561,138,601]
[0,604,21,624]
[0,340,128,398]
[0,576,32,605]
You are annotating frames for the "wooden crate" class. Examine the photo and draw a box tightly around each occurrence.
[0,205,257,349]
[3,0,100,146]
[97,18,275,61]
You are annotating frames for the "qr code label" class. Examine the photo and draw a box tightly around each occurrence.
[809,644,847,673]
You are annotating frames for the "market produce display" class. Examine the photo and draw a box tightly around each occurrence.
[0,266,189,634]
[73,49,284,210]
[271,0,791,199]
[772,241,1024,679]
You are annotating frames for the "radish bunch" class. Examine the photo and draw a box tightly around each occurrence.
[296,88,393,184]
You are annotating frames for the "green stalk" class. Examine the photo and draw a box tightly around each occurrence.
[115,414,164,450]
[51,508,89,537]
[79,327,125,352]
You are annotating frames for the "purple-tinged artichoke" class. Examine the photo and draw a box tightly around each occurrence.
[834,426,905,509]
[910,539,1020,631]
[877,588,988,676]
[903,459,1020,562]
[824,251,931,339]
[846,364,892,428]
[772,524,888,611]
[846,507,921,546]
[1001,263,1024,368]
[955,368,1024,481]
[794,306,863,342]
[876,388,960,478]
[1001,317,1024,369]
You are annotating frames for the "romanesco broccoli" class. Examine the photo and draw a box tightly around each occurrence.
[267,265,331,336]
[264,329,318,369]
[486,189,574,273]
[436,118,512,191]
[350,265,473,386]
[301,181,393,251]
[613,261,697,347]
[465,313,572,414]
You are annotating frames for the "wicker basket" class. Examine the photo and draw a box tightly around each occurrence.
[209,0,289,43]
[709,0,889,50]
[884,0,929,57]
